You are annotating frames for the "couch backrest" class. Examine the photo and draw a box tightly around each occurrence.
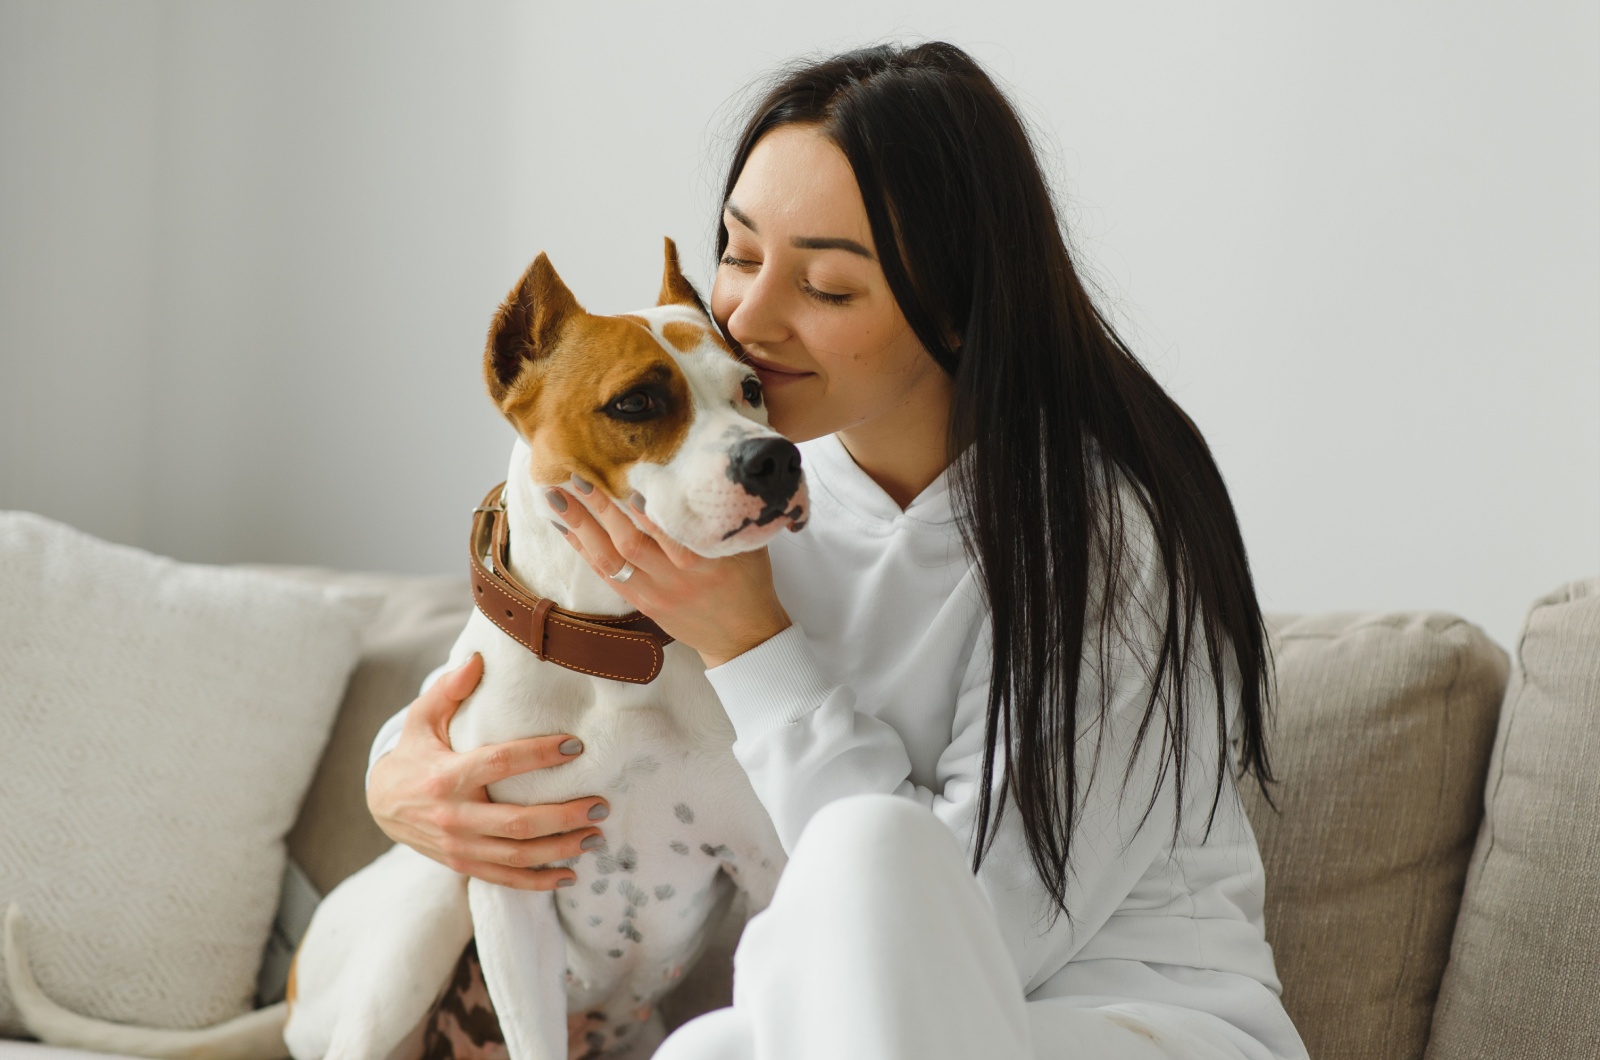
[1425,576,1600,1060]
[1243,613,1508,1060]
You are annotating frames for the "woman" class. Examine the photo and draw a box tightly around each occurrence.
[369,42,1307,1060]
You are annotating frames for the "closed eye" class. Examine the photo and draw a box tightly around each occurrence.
[802,282,852,306]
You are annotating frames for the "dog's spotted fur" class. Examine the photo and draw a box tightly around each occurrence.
[422,941,507,1060]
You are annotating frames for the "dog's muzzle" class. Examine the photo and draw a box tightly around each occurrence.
[727,437,803,511]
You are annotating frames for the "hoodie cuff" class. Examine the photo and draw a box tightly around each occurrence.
[705,624,836,742]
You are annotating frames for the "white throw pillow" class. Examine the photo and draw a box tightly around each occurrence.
[0,512,372,1035]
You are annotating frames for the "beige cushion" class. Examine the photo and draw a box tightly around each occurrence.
[0,514,369,1035]
[255,567,474,896]
[1242,613,1508,1060]
[1426,577,1600,1059]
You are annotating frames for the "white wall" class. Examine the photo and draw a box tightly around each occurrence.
[3,1,1596,649]
[2,0,527,571]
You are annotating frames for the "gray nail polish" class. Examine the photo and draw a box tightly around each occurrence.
[559,737,583,755]
[550,520,570,536]
[588,803,610,821]
[545,489,568,513]
[629,491,646,513]
[571,474,594,495]
[556,876,576,888]
[581,834,606,851]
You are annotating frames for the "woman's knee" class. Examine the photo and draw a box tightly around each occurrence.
[790,794,965,885]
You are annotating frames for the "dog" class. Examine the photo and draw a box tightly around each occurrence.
[4,239,802,1060]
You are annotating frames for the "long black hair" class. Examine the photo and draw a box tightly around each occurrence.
[716,42,1273,915]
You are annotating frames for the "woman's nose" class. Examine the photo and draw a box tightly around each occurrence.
[723,268,789,348]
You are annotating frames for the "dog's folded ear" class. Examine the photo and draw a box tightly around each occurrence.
[485,253,584,404]
[658,237,709,315]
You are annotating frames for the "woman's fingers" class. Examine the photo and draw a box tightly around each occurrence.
[460,732,588,789]
[550,480,667,582]
[451,827,603,873]
[621,500,705,572]
[406,653,484,745]
[451,794,610,843]
[436,800,610,890]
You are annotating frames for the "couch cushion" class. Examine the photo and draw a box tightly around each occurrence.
[260,567,474,896]
[0,1040,144,1060]
[1425,576,1600,1059]
[1241,613,1508,1060]
[0,513,369,1036]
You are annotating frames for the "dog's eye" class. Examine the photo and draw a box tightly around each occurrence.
[741,377,763,408]
[610,391,656,418]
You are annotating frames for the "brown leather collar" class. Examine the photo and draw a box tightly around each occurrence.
[470,482,673,684]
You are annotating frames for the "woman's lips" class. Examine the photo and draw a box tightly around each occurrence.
[740,351,812,390]
[752,364,809,389]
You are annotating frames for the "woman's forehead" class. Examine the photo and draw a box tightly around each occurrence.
[727,126,874,251]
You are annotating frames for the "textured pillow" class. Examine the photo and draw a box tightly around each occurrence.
[1241,613,1508,1060]
[257,566,474,896]
[1426,577,1600,1059]
[0,512,371,1035]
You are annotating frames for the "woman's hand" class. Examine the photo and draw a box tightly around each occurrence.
[547,477,792,668]
[366,653,609,891]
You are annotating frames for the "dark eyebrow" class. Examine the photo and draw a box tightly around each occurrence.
[791,235,875,260]
[723,200,877,261]
[724,201,759,233]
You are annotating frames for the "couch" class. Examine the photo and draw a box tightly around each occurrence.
[2,523,1596,1060]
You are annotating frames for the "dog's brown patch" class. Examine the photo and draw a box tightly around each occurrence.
[498,311,693,499]
[617,314,652,331]
[660,321,705,353]
[484,253,584,406]
[485,251,695,498]
[285,951,298,1009]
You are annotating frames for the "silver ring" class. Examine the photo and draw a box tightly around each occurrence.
[608,561,636,584]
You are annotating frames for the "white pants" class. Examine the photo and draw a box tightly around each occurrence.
[654,794,1294,1060]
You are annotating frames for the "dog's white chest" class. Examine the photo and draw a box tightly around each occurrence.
[445,612,783,1055]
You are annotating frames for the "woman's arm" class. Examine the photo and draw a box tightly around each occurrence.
[365,654,610,892]
[707,523,1243,991]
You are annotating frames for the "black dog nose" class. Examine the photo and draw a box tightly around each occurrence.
[728,437,803,509]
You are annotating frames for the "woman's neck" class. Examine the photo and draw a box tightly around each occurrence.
[834,376,955,510]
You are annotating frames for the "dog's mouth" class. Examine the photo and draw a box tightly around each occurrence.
[720,500,808,541]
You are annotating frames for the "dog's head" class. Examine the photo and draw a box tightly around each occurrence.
[484,239,807,557]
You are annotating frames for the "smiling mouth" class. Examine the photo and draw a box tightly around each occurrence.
[738,348,809,377]
[721,503,808,540]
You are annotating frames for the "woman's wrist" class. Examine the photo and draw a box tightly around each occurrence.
[698,612,793,671]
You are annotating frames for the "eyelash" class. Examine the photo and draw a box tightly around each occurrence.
[719,255,853,306]
[803,284,851,306]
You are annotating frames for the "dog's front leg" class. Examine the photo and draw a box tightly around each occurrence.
[288,845,474,1060]
[467,878,568,1060]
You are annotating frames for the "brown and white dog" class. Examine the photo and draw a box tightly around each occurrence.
[4,241,802,1060]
